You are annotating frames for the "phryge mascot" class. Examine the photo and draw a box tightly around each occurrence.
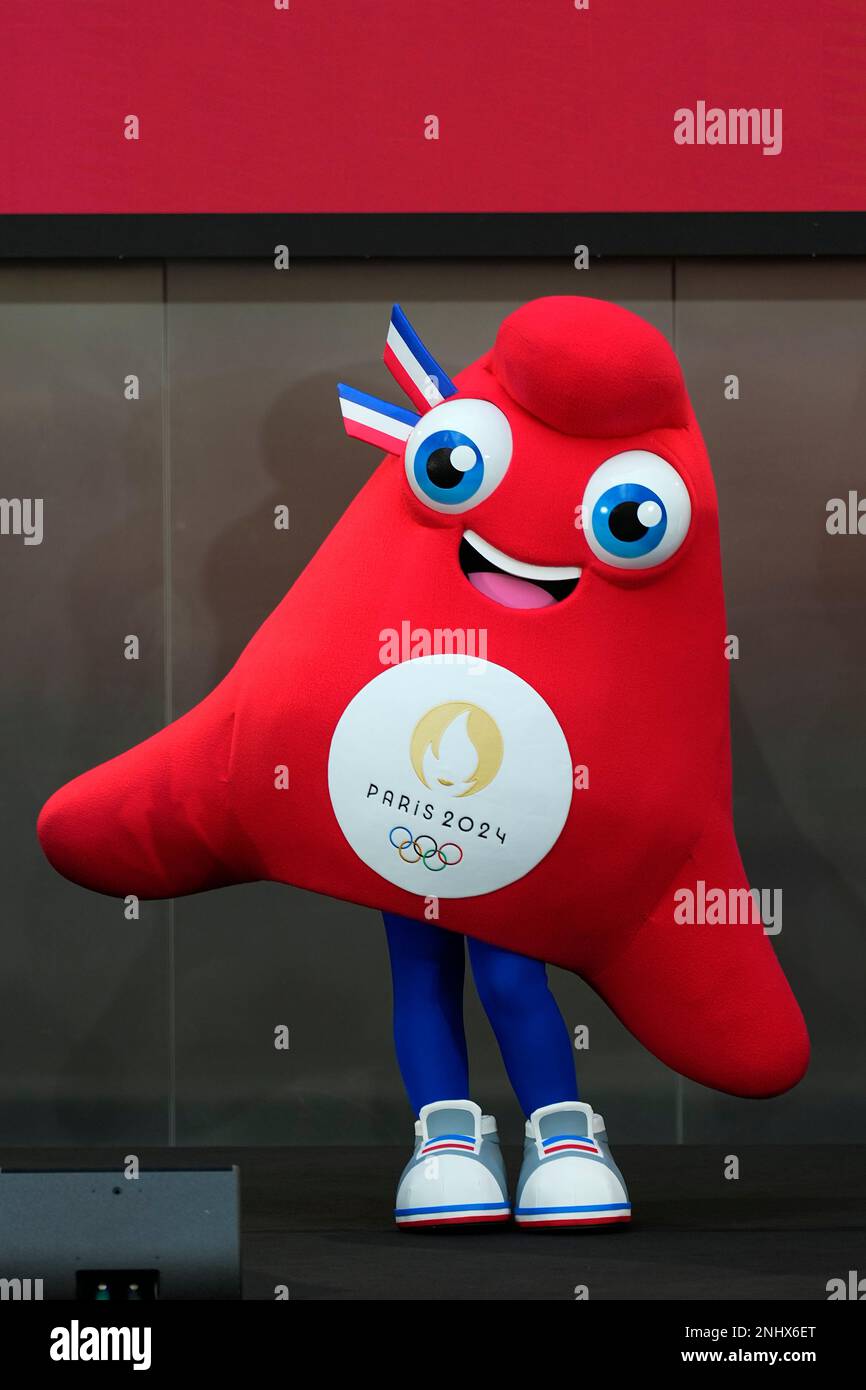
[39,297,809,1229]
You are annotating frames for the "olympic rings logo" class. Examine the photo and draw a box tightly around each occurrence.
[388,826,464,872]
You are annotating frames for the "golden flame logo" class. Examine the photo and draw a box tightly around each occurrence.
[410,702,504,799]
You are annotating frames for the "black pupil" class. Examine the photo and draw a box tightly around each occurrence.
[609,500,649,542]
[426,445,470,490]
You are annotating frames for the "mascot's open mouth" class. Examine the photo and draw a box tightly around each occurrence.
[459,530,581,610]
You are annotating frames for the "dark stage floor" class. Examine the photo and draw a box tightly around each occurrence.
[1,1145,862,1300]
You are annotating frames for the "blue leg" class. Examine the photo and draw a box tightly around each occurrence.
[383,912,469,1116]
[468,936,578,1116]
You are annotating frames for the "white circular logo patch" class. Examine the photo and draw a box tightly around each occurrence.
[327,655,573,899]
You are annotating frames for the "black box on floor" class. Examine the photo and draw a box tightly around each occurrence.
[0,1167,240,1300]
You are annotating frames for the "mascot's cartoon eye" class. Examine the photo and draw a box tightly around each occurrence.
[405,399,513,514]
[581,451,691,570]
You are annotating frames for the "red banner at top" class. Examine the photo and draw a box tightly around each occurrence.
[1,0,864,214]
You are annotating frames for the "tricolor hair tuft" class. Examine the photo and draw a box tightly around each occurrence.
[337,383,419,454]
[338,305,457,453]
[384,304,457,412]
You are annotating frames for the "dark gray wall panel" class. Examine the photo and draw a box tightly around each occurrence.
[166,259,679,1144]
[0,264,170,1142]
[3,257,859,1149]
[676,259,866,1142]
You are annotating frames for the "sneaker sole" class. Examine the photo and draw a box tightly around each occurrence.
[396,1207,511,1229]
[515,1209,631,1229]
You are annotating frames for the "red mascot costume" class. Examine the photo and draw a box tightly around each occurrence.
[39,297,808,1229]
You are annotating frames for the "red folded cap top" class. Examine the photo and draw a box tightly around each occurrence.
[492,295,689,438]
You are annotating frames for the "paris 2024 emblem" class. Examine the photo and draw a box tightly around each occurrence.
[328,655,573,899]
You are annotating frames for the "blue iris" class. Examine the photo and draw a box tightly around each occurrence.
[592,482,667,558]
[413,429,484,506]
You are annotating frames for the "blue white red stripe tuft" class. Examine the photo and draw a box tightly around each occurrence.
[384,304,457,413]
[337,382,419,453]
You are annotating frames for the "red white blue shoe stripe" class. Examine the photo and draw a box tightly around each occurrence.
[384,303,457,413]
[396,1200,510,1228]
[419,1133,477,1156]
[541,1134,600,1156]
[337,382,419,453]
[515,1201,631,1228]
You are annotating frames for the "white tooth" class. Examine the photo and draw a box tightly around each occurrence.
[463,529,581,582]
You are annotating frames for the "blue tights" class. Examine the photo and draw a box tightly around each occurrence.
[383,911,578,1118]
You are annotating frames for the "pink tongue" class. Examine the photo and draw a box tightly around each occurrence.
[467,570,556,610]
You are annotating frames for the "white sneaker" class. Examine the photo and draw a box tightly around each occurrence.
[394,1099,511,1229]
[514,1101,631,1229]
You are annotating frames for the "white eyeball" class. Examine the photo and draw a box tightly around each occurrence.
[405,398,513,514]
[581,450,691,569]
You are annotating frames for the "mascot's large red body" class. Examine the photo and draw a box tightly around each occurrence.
[38,296,808,1100]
